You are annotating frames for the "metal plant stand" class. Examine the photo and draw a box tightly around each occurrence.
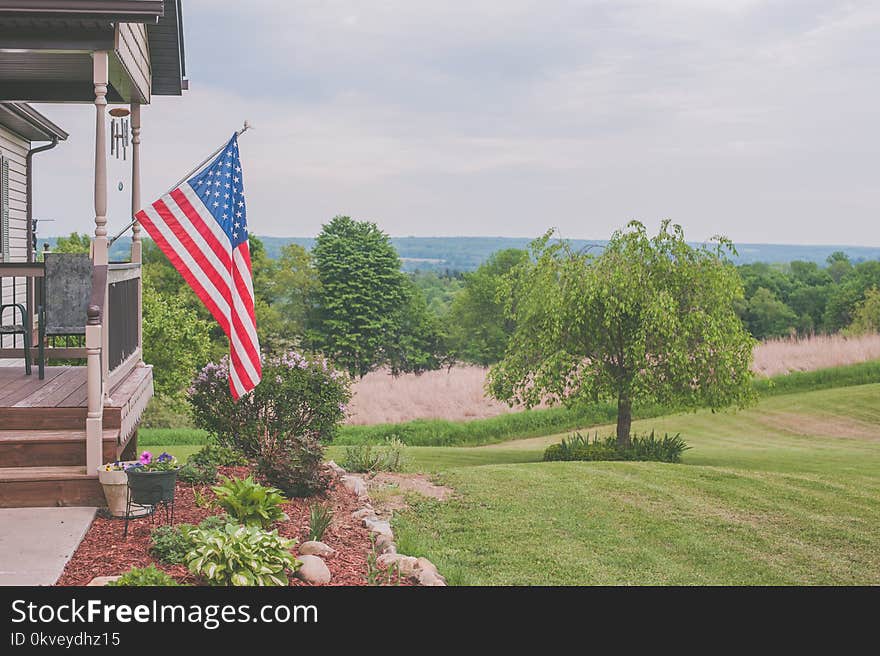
[122,470,178,538]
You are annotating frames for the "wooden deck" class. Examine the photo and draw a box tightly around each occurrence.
[0,364,154,507]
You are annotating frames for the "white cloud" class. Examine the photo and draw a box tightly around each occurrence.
[31,0,880,245]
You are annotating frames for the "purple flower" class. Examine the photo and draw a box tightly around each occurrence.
[139,451,153,465]
[157,452,173,463]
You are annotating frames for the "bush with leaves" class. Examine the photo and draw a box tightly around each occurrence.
[256,434,329,498]
[108,564,180,587]
[186,523,299,586]
[189,351,351,458]
[178,462,217,485]
[150,515,229,565]
[191,444,248,468]
[342,438,407,473]
[543,431,690,463]
[211,475,288,528]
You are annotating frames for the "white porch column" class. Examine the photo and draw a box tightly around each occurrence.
[130,103,144,365]
[130,103,142,262]
[87,51,109,474]
[92,51,109,267]
[92,52,110,390]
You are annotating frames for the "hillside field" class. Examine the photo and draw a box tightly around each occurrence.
[153,380,880,585]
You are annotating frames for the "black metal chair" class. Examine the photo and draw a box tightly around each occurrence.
[37,253,93,379]
[0,301,32,375]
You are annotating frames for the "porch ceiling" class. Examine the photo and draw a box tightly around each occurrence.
[0,51,127,103]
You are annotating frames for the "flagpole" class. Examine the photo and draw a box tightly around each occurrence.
[109,121,252,245]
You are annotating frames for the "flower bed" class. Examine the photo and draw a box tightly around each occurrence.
[56,466,375,586]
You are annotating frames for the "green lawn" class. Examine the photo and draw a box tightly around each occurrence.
[391,384,880,585]
[150,383,880,585]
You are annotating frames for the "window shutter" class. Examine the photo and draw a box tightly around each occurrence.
[0,155,9,262]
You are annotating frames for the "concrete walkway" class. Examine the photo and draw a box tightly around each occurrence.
[0,507,96,585]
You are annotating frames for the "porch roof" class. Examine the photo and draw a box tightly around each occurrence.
[0,1,166,23]
[0,0,187,100]
[0,102,68,142]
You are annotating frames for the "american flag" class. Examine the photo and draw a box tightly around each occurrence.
[135,134,262,399]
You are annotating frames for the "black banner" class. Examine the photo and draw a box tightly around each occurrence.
[0,586,871,649]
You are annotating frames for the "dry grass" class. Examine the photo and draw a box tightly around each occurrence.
[347,366,513,425]
[753,333,880,377]
[347,333,880,425]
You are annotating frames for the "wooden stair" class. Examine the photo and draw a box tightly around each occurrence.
[0,430,120,468]
[0,365,152,508]
[0,429,131,507]
[0,466,102,508]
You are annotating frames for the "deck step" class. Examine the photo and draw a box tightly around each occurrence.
[0,465,90,481]
[0,466,104,507]
[0,430,120,468]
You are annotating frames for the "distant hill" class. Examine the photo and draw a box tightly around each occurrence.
[254,237,880,272]
[42,235,880,273]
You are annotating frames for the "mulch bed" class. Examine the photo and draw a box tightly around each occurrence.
[56,466,374,586]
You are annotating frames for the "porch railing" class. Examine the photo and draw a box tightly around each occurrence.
[0,259,142,476]
[107,262,141,382]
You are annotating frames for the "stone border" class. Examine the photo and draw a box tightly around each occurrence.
[328,461,447,586]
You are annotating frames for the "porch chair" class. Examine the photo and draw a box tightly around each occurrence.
[37,253,93,379]
[0,301,32,375]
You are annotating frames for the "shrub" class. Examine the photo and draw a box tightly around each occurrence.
[186,523,299,586]
[178,444,248,484]
[188,351,351,458]
[256,435,329,498]
[211,476,288,528]
[543,431,689,463]
[190,444,248,468]
[150,515,230,565]
[343,438,407,473]
[108,564,179,587]
[308,503,333,542]
[178,462,217,485]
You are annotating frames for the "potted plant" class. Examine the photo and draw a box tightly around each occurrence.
[125,451,180,507]
[98,460,136,517]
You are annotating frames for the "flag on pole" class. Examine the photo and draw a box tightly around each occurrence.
[135,133,262,399]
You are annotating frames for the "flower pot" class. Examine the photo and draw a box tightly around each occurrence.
[125,468,179,506]
[98,465,134,517]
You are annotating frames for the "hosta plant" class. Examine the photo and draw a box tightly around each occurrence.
[211,475,288,528]
[185,523,299,586]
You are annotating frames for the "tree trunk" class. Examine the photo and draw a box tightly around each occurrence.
[616,394,632,448]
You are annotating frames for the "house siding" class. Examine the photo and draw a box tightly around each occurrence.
[0,124,30,348]
[115,22,152,102]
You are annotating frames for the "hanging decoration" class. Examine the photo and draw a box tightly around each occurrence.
[109,107,130,160]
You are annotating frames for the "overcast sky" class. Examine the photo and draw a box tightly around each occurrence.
[34,0,880,245]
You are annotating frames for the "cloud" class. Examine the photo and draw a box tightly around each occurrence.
[32,0,880,245]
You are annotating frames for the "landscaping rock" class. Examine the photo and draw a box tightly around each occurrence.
[377,554,419,577]
[86,576,120,587]
[417,557,438,575]
[375,533,396,554]
[299,541,337,558]
[326,461,346,478]
[341,476,367,497]
[363,518,393,538]
[351,507,375,520]
[295,555,331,585]
[418,569,447,586]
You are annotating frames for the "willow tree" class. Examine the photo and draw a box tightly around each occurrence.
[488,220,756,447]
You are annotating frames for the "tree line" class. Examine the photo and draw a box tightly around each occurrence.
[51,219,880,422]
